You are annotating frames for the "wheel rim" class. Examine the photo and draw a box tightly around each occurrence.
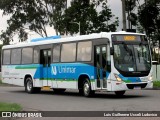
[27,80,32,92]
[84,82,90,96]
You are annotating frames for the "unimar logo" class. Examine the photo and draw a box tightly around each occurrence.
[51,66,76,75]
[52,66,57,75]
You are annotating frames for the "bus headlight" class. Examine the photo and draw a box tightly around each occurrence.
[149,75,153,81]
[114,73,122,82]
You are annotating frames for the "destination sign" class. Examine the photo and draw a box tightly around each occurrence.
[112,35,146,42]
[124,36,136,41]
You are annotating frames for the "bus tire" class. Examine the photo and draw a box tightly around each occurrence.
[25,77,37,93]
[53,88,66,93]
[83,79,94,97]
[79,89,83,95]
[115,91,125,96]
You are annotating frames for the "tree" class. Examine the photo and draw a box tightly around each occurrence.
[44,0,67,35]
[61,0,119,35]
[137,0,160,62]
[138,1,160,44]
[124,0,140,29]
[0,0,66,44]
[0,0,119,44]
[124,0,160,43]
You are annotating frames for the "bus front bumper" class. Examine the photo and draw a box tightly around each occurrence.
[110,80,153,91]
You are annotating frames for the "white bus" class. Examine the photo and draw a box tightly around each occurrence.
[1,31,153,97]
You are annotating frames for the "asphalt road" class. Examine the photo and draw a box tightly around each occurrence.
[0,86,160,120]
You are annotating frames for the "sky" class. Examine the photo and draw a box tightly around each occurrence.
[108,0,123,30]
[0,0,123,44]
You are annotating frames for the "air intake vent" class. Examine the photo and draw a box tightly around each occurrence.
[126,83,147,89]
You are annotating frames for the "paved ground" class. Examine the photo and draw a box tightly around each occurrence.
[0,86,160,120]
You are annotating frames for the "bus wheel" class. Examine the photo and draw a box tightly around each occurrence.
[115,91,125,96]
[53,88,66,93]
[25,77,36,93]
[83,79,94,97]
[79,89,83,95]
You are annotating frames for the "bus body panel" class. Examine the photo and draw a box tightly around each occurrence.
[110,66,153,91]
[1,31,153,94]
[2,65,37,86]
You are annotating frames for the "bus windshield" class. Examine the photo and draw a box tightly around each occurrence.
[114,43,151,73]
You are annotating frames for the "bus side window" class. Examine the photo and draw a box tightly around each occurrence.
[33,47,39,64]
[61,43,76,62]
[48,50,51,67]
[22,47,33,64]
[77,41,92,61]
[3,49,11,65]
[53,44,60,63]
[40,50,45,65]
[11,48,21,64]
[107,44,111,72]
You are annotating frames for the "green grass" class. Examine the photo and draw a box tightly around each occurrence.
[0,80,4,86]
[0,102,22,111]
[153,80,160,87]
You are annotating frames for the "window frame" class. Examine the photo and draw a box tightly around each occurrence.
[60,42,77,63]
[11,48,22,65]
[52,44,61,63]
[21,47,33,64]
[2,49,11,65]
[33,46,40,64]
[76,41,92,62]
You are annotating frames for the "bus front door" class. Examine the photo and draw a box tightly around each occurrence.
[40,49,51,86]
[95,45,107,89]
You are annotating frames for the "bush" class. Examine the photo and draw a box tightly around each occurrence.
[153,80,160,87]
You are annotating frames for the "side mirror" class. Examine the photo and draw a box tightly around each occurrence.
[110,47,114,55]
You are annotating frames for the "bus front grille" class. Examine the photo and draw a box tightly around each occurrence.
[126,83,147,89]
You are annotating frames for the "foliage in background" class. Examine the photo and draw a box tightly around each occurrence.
[124,0,160,63]
[60,0,119,35]
[138,0,160,63]
[0,0,119,44]
[125,0,160,42]
[138,1,160,43]
[125,0,138,29]
[0,102,22,111]
[153,81,160,88]
[0,0,66,44]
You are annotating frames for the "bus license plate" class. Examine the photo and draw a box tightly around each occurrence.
[134,86,141,90]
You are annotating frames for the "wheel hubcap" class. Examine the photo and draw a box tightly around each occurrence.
[27,80,32,91]
[84,82,90,95]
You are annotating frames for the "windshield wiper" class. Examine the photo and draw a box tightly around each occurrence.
[123,42,132,56]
